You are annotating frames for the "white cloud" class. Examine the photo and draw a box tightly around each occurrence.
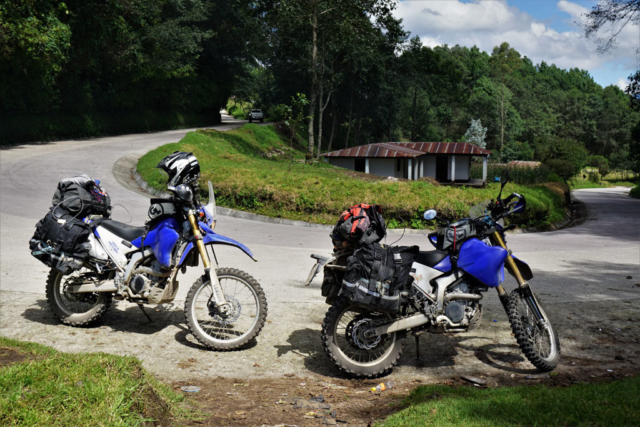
[616,77,629,91]
[393,0,638,78]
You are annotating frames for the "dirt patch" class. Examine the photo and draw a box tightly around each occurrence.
[173,376,406,426]
[0,346,34,368]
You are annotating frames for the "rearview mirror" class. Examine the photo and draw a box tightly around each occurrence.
[423,209,437,221]
[500,170,510,188]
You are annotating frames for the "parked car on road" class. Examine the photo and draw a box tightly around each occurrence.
[249,109,264,123]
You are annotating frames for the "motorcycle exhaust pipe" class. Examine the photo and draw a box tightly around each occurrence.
[370,313,430,336]
[445,293,482,302]
[68,281,118,293]
[132,266,171,277]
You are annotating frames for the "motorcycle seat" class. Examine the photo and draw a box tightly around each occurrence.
[99,219,146,242]
[416,250,448,268]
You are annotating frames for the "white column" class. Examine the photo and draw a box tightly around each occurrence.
[407,158,413,180]
[451,155,456,182]
[413,158,419,180]
[482,156,488,183]
[365,158,370,174]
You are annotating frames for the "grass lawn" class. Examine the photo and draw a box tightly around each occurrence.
[0,337,192,426]
[137,124,567,229]
[380,377,640,426]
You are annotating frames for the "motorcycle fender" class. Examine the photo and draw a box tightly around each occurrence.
[509,255,534,281]
[178,222,256,266]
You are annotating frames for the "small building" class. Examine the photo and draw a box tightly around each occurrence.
[322,142,491,183]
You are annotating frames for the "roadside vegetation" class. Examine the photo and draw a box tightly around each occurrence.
[0,337,192,425]
[226,99,253,120]
[138,124,566,229]
[380,377,640,427]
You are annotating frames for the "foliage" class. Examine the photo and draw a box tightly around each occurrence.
[379,376,640,427]
[501,140,534,162]
[537,138,589,183]
[137,124,566,228]
[463,119,487,149]
[630,185,640,198]
[0,337,192,425]
[470,163,550,185]
[588,154,610,177]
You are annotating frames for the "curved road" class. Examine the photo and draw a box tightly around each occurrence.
[1,118,639,382]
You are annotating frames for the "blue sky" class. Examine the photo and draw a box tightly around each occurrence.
[393,0,637,89]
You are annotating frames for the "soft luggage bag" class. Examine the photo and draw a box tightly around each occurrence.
[29,207,92,274]
[390,246,419,291]
[341,243,400,313]
[331,204,386,246]
[52,174,111,218]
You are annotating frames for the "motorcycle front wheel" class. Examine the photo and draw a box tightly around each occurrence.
[184,268,267,351]
[321,298,406,378]
[507,288,560,371]
[46,268,112,326]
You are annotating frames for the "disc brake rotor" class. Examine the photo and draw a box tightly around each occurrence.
[207,295,241,325]
[350,318,383,350]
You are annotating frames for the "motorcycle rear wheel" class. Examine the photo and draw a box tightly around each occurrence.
[507,288,560,372]
[184,268,267,351]
[46,268,112,326]
[322,298,406,378]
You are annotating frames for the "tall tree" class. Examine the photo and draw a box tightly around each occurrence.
[489,42,522,152]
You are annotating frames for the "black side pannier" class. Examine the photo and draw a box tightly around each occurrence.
[341,243,418,313]
[52,174,111,218]
[29,207,92,274]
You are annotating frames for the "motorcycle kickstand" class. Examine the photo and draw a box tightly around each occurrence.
[413,332,423,364]
[137,303,154,323]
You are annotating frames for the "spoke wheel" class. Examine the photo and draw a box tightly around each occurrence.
[507,289,560,372]
[46,268,112,326]
[322,298,405,378]
[184,268,267,351]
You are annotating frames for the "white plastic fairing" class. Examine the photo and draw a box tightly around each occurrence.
[410,262,443,295]
[94,226,137,266]
[203,180,217,226]
[88,234,109,261]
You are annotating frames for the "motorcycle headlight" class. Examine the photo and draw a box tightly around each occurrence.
[171,184,193,202]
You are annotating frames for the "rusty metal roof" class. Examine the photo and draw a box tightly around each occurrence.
[322,142,490,158]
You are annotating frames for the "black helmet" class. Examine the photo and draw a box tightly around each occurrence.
[156,151,200,187]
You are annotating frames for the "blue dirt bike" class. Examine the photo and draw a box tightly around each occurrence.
[43,152,267,350]
[321,172,559,377]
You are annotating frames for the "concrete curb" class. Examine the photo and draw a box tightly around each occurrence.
[127,154,574,235]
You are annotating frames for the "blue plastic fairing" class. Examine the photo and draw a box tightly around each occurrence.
[458,238,507,287]
[433,238,508,287]
[130,217,180,268]
[178,221,255,266]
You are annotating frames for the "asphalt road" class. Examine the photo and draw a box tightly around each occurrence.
[1,117,639,381]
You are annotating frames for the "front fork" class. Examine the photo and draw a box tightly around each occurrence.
[491,231,544,322]
[187,210,230,314]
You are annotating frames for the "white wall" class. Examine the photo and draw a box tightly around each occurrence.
[327,158,355,170]
[423,156,436,178]
[455,156,470,180]
[368,158,396,178]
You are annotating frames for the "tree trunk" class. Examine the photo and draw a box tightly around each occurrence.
[344,85,354,147]
[354,102,362,146]
[327,96,338,153]
[306,7,319,162]
[411,85,417,142]
[500,77,505,152]
[317,81,333,158]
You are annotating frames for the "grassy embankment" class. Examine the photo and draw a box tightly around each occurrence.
[137,124,567,229]
[379,377,640,426]
[568,168,640,190]
[0,337,194,425]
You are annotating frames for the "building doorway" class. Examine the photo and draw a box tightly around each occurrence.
[435,155,448,182]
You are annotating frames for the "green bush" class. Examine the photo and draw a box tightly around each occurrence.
[470,163,550,184]
[588,171,601,183]
[630,185,640,199]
